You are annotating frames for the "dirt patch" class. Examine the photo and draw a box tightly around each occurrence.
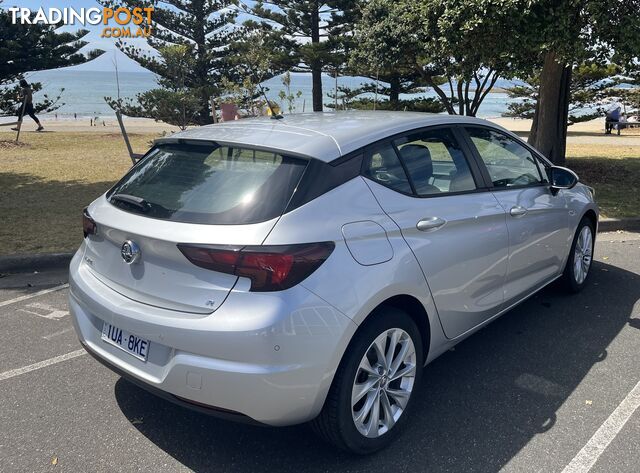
[102,133,143,138]
[0,140,31,150]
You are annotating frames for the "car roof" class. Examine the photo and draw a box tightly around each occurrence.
[156,111,505,162]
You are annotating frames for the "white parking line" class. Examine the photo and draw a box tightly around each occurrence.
[561,379,640,473]
[42,327,75,340]
[19,302,69,320]
[0,284,69,308]
[0,349,86,382]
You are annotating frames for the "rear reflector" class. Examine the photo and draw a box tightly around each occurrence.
[177,242,335,292]
[83,208,97,238]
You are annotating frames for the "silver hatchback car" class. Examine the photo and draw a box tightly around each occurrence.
[70,111,597,453]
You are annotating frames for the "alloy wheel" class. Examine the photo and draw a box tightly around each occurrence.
[573,225,593,285]
[351,328,417,438]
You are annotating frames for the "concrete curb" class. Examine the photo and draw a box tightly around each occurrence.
[0,218,639,274]
[0,252,74,274]
[598,218,640,233]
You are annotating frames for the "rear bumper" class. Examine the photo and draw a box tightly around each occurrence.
[69,250,357,426]
[80,340,262,425]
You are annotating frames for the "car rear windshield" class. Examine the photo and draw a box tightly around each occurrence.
[106,143,308,224]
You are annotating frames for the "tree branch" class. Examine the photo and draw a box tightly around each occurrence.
[447,76,456,113]
[470,68,493,115]
[471,71,500,116]
[464,79,471,115]
[418,68,455,114]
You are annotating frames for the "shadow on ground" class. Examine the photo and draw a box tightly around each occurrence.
[0,172,113,255]
[114,261,639,472]
[567,157,640,219]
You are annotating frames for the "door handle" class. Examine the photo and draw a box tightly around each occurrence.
[509,205,528,217]
[417,217,446,232]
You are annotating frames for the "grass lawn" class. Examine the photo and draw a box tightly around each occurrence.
[566,143,640,219]
[0,131,639,256]
[0,132,158,256]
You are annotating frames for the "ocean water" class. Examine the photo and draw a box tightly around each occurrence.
[27,69,157,118]
[26,69,514,119]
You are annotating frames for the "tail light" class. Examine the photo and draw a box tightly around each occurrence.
[177,242,335,292]
[83,208,97,238]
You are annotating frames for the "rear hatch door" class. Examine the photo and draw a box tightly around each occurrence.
[82,141,308,314]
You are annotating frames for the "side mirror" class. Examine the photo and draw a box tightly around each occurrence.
[549,166,578,190]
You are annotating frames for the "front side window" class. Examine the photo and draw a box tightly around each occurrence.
[394,128,477,196]
[107,143,307,224]
[466,127,543,188]
[362,142,412,194]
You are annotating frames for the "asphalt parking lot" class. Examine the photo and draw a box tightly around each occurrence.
[1,232,639,473]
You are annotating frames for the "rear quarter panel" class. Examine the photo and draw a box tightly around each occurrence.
[263,177,449,363]
[563,183,599,264]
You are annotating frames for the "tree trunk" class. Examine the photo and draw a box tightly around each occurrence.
[528,51,572,166]
[194,16,212,125]
[310,2,323,112]
[311,69,323,112]
[389,75,400,110]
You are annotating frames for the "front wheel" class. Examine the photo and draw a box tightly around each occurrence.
[311,307,423,454]
[562,217,595,292]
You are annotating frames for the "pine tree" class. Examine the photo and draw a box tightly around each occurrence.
[503,63,621,124]
[100,0,237,124]
[243,0,358,112]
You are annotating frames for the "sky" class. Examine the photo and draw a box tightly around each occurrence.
[2,0,257,72]
[1,0,294,73]
[2,0,156,72]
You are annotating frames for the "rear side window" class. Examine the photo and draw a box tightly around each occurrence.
[362,142,412,194]
[394,128,476,195]
[466,127,543,188]
[107,143,307,224]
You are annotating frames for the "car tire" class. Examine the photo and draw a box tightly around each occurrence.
[310,306,424,454]
[562,216,595,293]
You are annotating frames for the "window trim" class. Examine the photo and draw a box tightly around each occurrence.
[460,124,551,192]
[359,124,490,199]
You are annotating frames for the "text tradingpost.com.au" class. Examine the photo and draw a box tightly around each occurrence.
[7,7,154,38]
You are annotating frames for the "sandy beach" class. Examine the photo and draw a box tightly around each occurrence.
[0,116,179,135]
[3,115,639,147]
[491,117,640,145]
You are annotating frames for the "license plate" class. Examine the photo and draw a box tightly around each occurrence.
[101,322,149,361]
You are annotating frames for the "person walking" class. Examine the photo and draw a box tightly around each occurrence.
[12,79,44,132]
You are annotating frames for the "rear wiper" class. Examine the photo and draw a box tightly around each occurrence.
[110,193,174,217]
[110,194,150,212]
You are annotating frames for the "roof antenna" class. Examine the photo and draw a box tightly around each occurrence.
[257,83,283,120]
